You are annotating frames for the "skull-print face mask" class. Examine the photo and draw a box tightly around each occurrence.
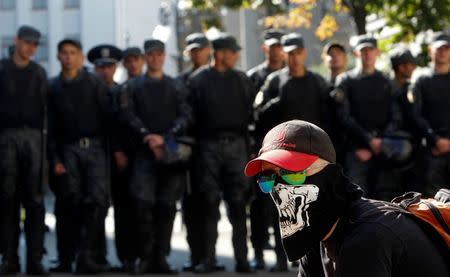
[269,165,343,261]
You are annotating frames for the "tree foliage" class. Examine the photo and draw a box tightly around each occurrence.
[187,0,450,41]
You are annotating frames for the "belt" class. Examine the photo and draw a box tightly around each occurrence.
[70,137,103,149]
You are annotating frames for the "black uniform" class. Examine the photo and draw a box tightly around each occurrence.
[119,74,191,270]
[177,67,205,269]
[255,67,332,272]
[109,82,137,270]
[48,69,111,273]
[247,62,279,92]
[246,62,280,269]
[333,68,404,201]
[410,70,450,195]
[188,65,255,271]
[0,58,47,272]
[390,79,425,193]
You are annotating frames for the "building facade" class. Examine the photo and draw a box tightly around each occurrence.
[0,0,179,77]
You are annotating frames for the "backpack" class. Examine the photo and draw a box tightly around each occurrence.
[391,190,450,249]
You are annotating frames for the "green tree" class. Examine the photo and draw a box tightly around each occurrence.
[188,0,450,41]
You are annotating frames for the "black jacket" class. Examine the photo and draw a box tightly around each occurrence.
[187,65,256,138]
[119,74,192,143]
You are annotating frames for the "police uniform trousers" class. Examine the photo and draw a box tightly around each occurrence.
[57,139,109,265]
[345,151,402,201]
[50,172,79,265]
[249,181,273,259]
[191,134,250,265]
[130,146,184,263]
[111,153,137,265]
[0,128,45,266]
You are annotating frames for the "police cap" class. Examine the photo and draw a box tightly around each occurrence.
[323,41,346,55]
[185,33,209,51]
[281,33,304,53]
[123,47,143,58]
[17,25,41,44]
[430,31,450,49]
[58,38,82,51]
[353,35,377,51]
[389,47,417,68]
[263,29,285,46]
[144,39,165,53]
[87,44,122,66]
[212,34,241,52]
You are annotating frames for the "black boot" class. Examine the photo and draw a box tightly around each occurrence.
[26,263,49,276]
[0,260,20,275]
[49,261,73,273]
[235,260,256,273]
[75,255,107,274]
[151,258,178,275]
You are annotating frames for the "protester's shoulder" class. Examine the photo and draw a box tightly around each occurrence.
[341,200,407,251]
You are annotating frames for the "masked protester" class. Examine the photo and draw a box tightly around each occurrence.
[244,120,449,277]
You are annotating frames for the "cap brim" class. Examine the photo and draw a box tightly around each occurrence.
[355,43,376,51]
[185,43,207,51]
[431,40,449,49]
[145,47,165,53]
[283,45,300,53]
[244,149,319,177]
[21,37,40,44]
[94,58,118,66]
[264,38,281,47]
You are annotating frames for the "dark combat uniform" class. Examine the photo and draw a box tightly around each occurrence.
[246,29,285,271]
[410,71,450,194]
[0,26,48,275]
[48,68,111,274]
[333,61,402,201]
[255,33,332,275]
[119,38,192,274]
[188,34,256,273]
[178,33,217,272]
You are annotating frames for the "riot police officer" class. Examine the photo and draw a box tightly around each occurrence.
[246,30,285,270]
[177,32,221,272]
[119,38,192,274]
[179,33,211,84]
[410,32,450,196]
[187,33,256,273]
[122,47,145,80]
[332,35,402,201]
[0,25,48,276]
[48,38,112,274]
[255,32,332,273]
[389,47,422,192]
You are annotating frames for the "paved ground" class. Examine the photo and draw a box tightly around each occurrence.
[12,190,298,276]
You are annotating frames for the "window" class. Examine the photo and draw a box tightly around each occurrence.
[34,35,48,62]
[64,0,80,9]
[32,0,47,10]
[1,36,14,58]
[0,0,15,10]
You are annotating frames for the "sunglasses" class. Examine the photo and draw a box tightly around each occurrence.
[257,168,307,193]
